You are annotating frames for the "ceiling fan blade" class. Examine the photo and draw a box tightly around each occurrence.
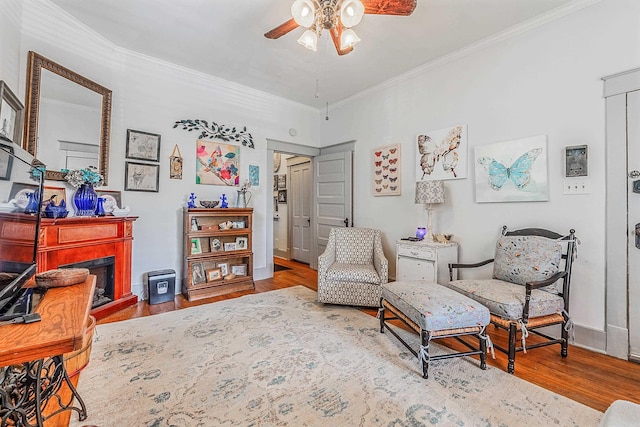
[362,0,417,16]
[264,18,299,39]
[330,25,354,56]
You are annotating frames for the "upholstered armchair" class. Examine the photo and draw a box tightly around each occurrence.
[446,226,577,374]
[317,227,388,307]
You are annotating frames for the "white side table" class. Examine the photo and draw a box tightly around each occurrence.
[395,240,459,285]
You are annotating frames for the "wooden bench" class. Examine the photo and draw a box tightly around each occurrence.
[379,280,490,378]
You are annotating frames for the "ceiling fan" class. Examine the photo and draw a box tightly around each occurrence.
[264,0,417,55]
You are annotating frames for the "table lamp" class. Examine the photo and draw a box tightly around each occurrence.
[415,180,445,242]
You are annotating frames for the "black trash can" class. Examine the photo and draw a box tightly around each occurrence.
[147,269,176,305]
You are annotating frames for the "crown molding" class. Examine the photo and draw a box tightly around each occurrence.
[332,0,602,110]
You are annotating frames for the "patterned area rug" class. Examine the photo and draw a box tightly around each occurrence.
[71,286,601,426]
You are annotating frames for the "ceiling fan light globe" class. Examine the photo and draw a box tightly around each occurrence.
[291,0,316,27]
[340,0,364,27]
[297,29,318,51]
[340,28,361,49]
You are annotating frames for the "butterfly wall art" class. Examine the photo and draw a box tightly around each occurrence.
[373,144,401,196]
[474,135,549,203]
[416,124,468,181]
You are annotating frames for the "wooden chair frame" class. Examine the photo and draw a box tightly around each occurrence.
[448,226,576,373]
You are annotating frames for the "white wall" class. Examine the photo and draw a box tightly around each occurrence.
[13,0,320,296]
[321,0,640,348]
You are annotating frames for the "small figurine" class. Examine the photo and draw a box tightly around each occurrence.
[188,192,197,208]
[220,194,228,208]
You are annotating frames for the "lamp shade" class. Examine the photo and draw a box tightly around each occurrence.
[415,180,445,204]
[340,28,361,49]
[291,0,316,27]
[340,0,364,27]
[297,29,318,51]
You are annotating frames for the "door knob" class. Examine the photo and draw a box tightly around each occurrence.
[629,170,640,179]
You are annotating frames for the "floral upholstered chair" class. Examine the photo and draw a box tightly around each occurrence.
[317,227,388,307]
[446,226,577,374]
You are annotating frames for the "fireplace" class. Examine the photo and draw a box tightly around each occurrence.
[61,256,115,309]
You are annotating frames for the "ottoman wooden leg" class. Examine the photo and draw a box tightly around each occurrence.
[420,330,430,379]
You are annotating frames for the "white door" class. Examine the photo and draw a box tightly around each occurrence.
[313,151,353,269]
[290,160,311,263]
[628,89,640,360]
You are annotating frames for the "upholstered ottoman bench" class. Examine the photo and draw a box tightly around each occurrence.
[379,281,491,378]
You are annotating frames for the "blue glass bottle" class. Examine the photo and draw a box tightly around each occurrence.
[95,197,106,217]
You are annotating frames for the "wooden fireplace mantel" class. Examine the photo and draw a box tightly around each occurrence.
[0,214,138,320]
[38,216,138,319]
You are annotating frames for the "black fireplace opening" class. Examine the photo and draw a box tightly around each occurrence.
[61,256,115,309]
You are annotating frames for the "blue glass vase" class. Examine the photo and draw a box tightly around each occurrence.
[95,197,106,217]
[73,183,98,216]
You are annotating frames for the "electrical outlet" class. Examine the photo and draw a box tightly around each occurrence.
[563,179,591,195]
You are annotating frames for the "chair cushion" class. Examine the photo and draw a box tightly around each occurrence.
[333,228,376,264]
[445,279,565,321]
[493,235,562,293]
[382,281,489,332]
[326,263,381,284]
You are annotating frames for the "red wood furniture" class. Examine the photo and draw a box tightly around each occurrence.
[0,214,138,320]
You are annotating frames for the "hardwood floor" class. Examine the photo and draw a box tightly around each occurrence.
[99,258,640,413]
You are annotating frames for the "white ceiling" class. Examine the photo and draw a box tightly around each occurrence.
[49,0,575,109]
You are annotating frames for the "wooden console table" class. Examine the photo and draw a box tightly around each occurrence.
[0,275,95,426]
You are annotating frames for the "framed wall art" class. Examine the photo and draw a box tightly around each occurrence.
[277,189,287,203]
[0,142,14,180]
[565,144,588,177]
[416,124,467,181]
[169,144,183,180]
[196,140,240,186]
[277,174,286,189]
[124,161,159,192]
[249,164,259,186]
[0,81,24,145]
[474,135,549,203]
[126,129,161,162]
[372,143,401,196]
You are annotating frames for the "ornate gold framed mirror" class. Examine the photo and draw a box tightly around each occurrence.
[23,51,112,184]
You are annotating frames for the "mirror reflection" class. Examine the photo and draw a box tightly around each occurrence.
[24,51,112,184]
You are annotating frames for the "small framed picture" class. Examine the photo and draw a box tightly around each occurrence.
[235,236,248,250]
[125,161,160,192]
[231,264,247,276]
[126,129,161,162]
[206,268,222,281]
[277,174,286,189]
[249,164,259,186]
[565,144,588,177]
[96,190,122,214]
[42,186,66,211]
[217,262,229,276]
[191,238,202,255]
[277,190,287,203]
[0,81,24,144]
[0,142,14,181]
[232,221,245,229]
[224,242,237,251]
[191,262,206,285]
[210,238,222,252]
[190,217,199,231]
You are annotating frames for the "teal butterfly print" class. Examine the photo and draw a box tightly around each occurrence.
[477,148,542,191]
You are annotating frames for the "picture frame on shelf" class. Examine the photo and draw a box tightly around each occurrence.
[224,242,237,251]
[124,161,160,192]
[191,238,202,255]
[190,217,199,231]
[0,142,14,181]
[191,262,206,285]
[206,268,222,281]
[217,262,229,276]
[210,238,222,252]
[235,236,248,250]
[0,81,24,145]
[126,129,161,162]
[42,186,66,211]
[231,264,247,276]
